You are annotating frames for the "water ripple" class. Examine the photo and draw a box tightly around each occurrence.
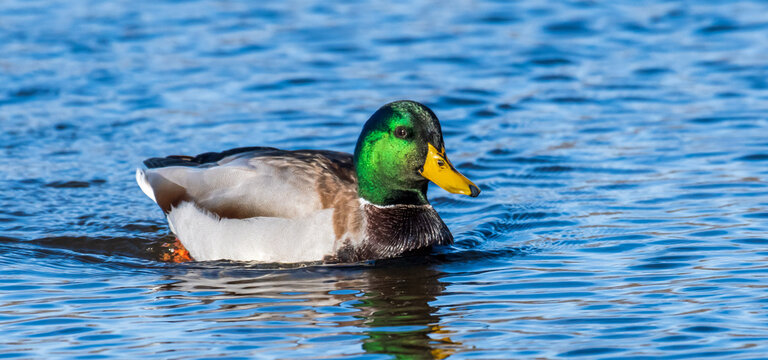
[1,0,768,358]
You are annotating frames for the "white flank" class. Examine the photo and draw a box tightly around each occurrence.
[167,201,337,263]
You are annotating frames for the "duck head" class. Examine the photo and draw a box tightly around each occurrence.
[353,100,480,206]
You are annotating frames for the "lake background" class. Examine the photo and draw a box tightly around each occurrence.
[2,0,768,358]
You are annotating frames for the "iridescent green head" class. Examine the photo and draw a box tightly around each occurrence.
[353,100,480,206]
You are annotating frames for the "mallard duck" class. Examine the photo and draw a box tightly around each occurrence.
[136,100,480,263]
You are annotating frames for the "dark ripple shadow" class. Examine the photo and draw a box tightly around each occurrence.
[200,44,270,58]
[0,239,160,274]
[244,77,329,92]
[0,86,60,106]
[689,115,760,124]
[430,95,487,108]
[0,235,169,268]
[373,34,452,45]
[44,179,106,189]
[737,154,768,161]
[418,55,478,66]
[533,74,576,82]
[472,13,519,25]
[528,57,574,67]
[543,19,596,36]
[579,242,646,254]
[634,67,673,76]
[558,347,623,357]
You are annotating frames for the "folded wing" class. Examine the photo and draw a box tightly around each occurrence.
[136,147,357,220]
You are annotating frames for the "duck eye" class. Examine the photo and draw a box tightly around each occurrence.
[436,159,445,167]
[394,126,409,139]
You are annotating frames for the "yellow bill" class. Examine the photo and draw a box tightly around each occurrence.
[419,143,480,197]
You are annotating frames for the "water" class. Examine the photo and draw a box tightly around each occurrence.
[1,0,768,358]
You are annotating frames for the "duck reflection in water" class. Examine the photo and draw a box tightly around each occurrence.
[347,264,460,359]
[155,262,460,359]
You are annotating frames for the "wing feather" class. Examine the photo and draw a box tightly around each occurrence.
[137,148,357,219]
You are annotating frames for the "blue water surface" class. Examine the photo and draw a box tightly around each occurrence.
[1,0,768,358]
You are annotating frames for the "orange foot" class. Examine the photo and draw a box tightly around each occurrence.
[159,238,193,263]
